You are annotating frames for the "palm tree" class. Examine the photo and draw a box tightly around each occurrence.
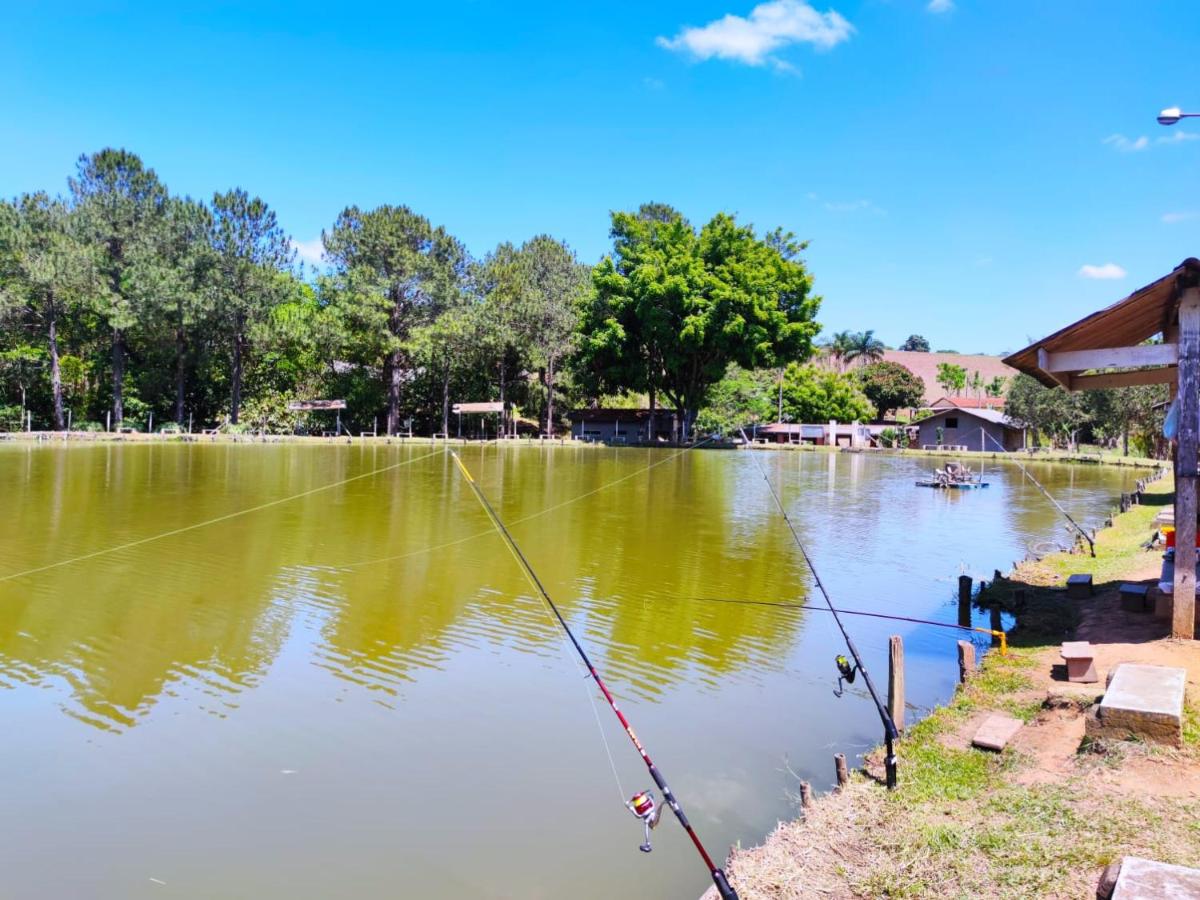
[842,330,886,368]
[824,330,857,371]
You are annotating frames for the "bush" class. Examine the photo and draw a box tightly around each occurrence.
[0,405,23,432]
[76,421,105,432]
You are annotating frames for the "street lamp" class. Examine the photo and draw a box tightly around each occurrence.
[1158,106,1200,125]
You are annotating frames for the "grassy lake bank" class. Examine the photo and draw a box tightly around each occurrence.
[716,473,1200,899]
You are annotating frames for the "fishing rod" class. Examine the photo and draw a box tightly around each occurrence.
[738,431,900,790]
[975,428,1095,556]
[449,451,738,900]
[684,595,1007,655]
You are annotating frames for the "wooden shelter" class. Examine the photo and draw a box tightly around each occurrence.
[1004,258,1200,639]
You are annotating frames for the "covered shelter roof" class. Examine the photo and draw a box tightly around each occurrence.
[919,407,1019,429]
[1004,258,1200,390]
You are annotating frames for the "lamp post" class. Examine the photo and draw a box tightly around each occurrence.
[1158,107,1200,125]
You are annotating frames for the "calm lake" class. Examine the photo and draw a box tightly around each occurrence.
[0,443,1144,899]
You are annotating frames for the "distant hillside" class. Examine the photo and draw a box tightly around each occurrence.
[880,350,1017,405]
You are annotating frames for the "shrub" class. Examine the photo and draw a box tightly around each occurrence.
[0,405,23,432]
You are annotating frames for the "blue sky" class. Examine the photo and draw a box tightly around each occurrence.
[3,1,1198,354]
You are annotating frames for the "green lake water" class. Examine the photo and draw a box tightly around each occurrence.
[0,443,1144,898]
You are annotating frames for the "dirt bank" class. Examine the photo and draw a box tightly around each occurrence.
[712,476,1200,899]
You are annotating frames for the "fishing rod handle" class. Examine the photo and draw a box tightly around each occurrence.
[712,868,739,900]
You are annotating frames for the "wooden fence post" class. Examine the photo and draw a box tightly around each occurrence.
[888,635,905,733]
[957,640,975,683]
[834,753,849,788]
[958,575,973,627]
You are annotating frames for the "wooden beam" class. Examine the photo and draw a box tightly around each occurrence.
[1067,367,1178,391]
[1041,343,1178,373]
[1036,348,1071,388]
[1173,288,1199,640]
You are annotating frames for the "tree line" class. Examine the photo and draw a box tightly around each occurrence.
[0,151,821,438]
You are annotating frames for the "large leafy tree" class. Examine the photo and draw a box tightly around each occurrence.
[695,365,775,435]
[514,236,589,436]
[149,197,216,425]
[900,334,930,352]
[209,189,294,424]
[323,205,467,434]
[580,204,820,439]
[935,362,967,395]
[1005,374,1089,449]
[855,360,924,415]
[781,364,874,423]
[69,149,168,426]
[0,194,102,429]
[475,242,530,436]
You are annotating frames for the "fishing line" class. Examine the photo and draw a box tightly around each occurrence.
[334,438,715,572]
[449,450,738,900]
[0,448,443,585]
[974,428,1095,556]
[738,431,900,790]
[681,596,1007,653]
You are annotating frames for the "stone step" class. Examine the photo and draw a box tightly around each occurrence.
[971,713,1023,751]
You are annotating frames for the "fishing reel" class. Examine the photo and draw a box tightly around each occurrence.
[626,790,663,853]
[834,654,859,698]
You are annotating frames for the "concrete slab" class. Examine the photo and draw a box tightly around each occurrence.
[971,713,1023,751]
[1113,856,1200,899]
[1087,664,1187,747]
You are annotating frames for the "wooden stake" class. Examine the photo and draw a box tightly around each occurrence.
[1174,285,1200,640]
[957,640,975,683]
[799,781,813,810]
[958,575,973,627]
[834,753,849,788]
[888,635,905,733]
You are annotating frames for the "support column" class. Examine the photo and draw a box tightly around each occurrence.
[1173,286,1200,639]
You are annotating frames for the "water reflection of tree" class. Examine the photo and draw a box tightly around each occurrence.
[0,444,372,731]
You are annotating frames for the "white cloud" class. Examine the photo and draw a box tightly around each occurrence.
[1163,211,1199,224]
[292,237,325,266]
[656,0,853,68]
[1103,134,1150,152]
[823,198,884,214]
[927,0,954,12]
[1078,263,1127,280]
[1103,131,1199,152]
[1158,130,1200,146]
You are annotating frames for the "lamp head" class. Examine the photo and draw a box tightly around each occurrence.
[1158,107,1183,126]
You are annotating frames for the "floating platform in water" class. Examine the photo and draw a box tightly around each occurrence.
[915,480,990,489]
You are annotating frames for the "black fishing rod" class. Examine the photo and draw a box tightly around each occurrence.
[738,432,900,789]
[974,428,1095,556]
[449,451,738,900]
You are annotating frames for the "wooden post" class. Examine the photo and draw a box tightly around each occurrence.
[1174,284,1200,639]
[990,605,1003,644]
[957,640,975,683]
[799,781,813,810]
[958,575,973,627]
[834,753,849,787]
[888,635,905,732]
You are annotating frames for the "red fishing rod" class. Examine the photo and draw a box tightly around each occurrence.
[450,451,738,900]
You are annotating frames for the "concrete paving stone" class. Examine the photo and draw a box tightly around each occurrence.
[1112,856,1200,899]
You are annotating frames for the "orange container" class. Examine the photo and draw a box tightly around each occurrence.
[1162,526,1199,548]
